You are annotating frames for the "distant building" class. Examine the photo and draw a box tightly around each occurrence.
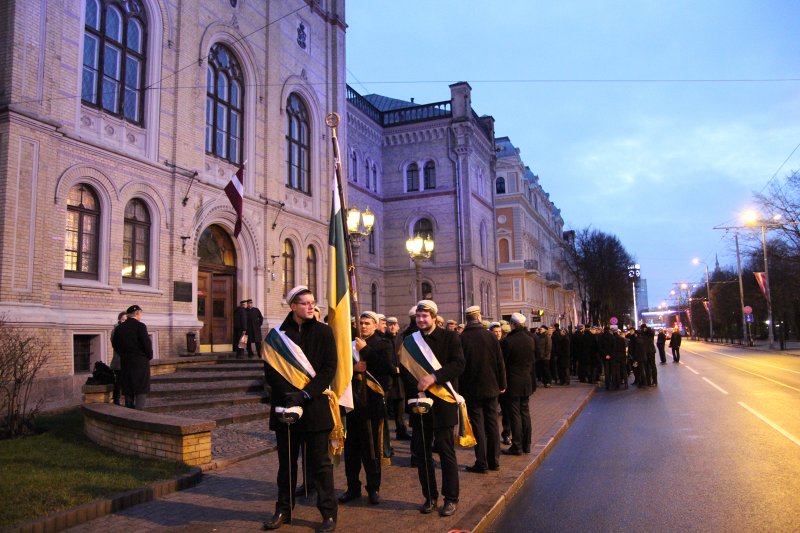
[637,278,650,314]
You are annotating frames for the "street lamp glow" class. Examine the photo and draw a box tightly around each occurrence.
[346,208,361,234]
[692,258,700,265]
[681,283,688,290]
[742,209,759,226]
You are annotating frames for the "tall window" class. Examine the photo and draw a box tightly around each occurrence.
[65,184,100,279]
[496,177,506,194]
[406,163,419,192]
[206,43,244,163]
[479,221,487,262]
[351,152,357,182]
[368,228,376,255]
[371,283,378,312]
[499,238,510,263]
[421,281,433,300]
[413,218,433,239]
[306,245,317,296]
[286,93,310,194]
[122,199,150,283]
[282,240,295,298]
[372,164,378,191]
[82,0,147,123]
[424,161,436,189]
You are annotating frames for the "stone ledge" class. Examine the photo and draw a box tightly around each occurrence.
[82,403,216,435]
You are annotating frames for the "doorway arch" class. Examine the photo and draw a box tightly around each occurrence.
[197,224,237,352]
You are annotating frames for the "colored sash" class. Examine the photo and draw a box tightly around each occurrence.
[263,328,345,457]
[352,340,386,397]
[399,331,477,447]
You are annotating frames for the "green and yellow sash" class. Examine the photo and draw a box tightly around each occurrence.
[352,340,386,397]
[399,331,476,448]
[263,328,345,457]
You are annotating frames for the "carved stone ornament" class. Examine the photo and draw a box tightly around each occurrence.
[297,22,307,49]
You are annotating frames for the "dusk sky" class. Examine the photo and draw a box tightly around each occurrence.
[344,0,800,309]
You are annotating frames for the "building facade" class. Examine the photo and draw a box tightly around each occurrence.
[493,137,575,327]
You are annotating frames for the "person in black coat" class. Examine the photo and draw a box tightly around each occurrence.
[612,329,629,389]
[385,317,410,439]
[599,326,616,390]
[246,299,263,358]
[552,326,571,385]
[233,299,248,357]
[400,300,465,518]
[657,329,667,364]
[640,323,657,386]
[111,305,153,410]
[339,311,393,505]
[669,330,682,362]
[500,313,535,455]
[459,306,507,474]
[263,286,338,532]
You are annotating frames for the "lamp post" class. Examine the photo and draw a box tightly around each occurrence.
[406,233,434,301]
[346,206,375,266]
[692,259,714,341]
[627,263,641,328]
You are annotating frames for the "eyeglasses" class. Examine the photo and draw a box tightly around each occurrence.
[293,301,317,307]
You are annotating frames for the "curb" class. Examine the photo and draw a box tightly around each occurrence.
[4,468,203,533]
[200,443,277,472]
[472,386,596,533]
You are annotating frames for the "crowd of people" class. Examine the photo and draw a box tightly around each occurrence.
[260,284,685,532]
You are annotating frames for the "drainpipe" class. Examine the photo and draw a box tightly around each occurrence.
[447,127,466,324]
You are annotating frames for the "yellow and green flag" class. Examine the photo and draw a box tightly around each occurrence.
[328,172,354,412]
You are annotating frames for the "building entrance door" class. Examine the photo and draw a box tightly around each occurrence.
[197,225,237,352]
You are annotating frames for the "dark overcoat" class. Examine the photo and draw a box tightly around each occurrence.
[459,322,507,401]
[264,313,337,432]
[247,306,264,338]
[552,330,571,362]
[669,332,682,348]
[501,328,535,397]
[400,327,465,429]
[111,318,153,395]
[350,332,393,420]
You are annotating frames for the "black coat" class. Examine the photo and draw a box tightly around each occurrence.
[350,332,392,420]
[640,327,656,355]
[657,332,667,347]
[534,332,552,361]
[459,322,506,401]
[233,306,247,333]
[400,327,465,429]
[599,331,615,357]
[264,313,338,432]
[385,332,404,400]
[669,332,682,348]
[612,334,627,362]
[501,328,535,397]
[552,331,571,362]
[111,318,153,395]
[247,306,264,338]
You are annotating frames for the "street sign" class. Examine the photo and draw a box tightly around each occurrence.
[743,305,753,314]
[610,317,618,325]
[531,315,542,322]
[745,314,754,323]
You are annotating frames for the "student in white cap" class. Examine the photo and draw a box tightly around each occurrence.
[499,313,535,456]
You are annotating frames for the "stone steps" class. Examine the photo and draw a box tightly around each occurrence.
[165,402,271,426]
[148,378,265,398]
[152,370,264,384]
[180,363,264,373]
[145,392,266,413]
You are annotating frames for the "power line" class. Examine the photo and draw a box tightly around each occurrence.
[758,139,800,193]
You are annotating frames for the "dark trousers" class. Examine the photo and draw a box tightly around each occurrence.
[390,398,409,436]
[557,355,571,385]
[274,426,336,520]
[537,360,552,385]
[671,347,680,362]
[112,370,121,405]
[603,359,620,389]
[125,393,146,410]
[411,414,459,503]
[344,416,382,493]
[466,396,500,470]
[502,395,531,453]
[234,329,245,356]
[246,336,262,357]
[657,344,667,363]
[647,353,658,385]
[636,359,650,387]
[500,394,511,440]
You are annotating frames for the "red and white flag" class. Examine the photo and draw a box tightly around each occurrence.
[224,164,245,237]
[754,272,770,305]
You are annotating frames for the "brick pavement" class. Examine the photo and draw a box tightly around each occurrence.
[65,383,595,533]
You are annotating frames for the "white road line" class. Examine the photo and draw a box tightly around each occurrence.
[702,377,728,395]
[705,348,800,375]
[684,365,699,375]
[738,402,800,448]
[684,349,800,393]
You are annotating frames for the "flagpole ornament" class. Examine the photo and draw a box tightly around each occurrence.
[325,112,341,129]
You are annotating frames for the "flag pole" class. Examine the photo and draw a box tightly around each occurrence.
[325,112,361,321]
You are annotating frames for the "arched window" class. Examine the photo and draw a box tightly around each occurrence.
[424,161,436,189]
[82,0,147,124]
[206,43,244,164]
[286,93,311,194]
[123,198,150,283]
[413,218,433,239]
[371,283,378,311]
[421,281,433,300]
[406,163,419,192]
[368,227,376,255]
[282,239,295,297]
[372,164,378,191]
[496,177,506,195]
[351,151,357,182]
[499,238,510,263]
[365,160,370,188]
[479,221,487,261]
[485,285,492,317]
[306,245,317,296]
[65,184,100,279]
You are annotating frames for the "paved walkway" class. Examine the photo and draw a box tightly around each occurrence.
[66,383,595,533]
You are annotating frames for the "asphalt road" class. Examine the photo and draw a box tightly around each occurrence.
[490,341,800,533]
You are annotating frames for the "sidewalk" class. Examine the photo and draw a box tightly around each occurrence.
[62,384,595,533]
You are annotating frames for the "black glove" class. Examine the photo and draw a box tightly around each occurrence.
[284,390,309,408]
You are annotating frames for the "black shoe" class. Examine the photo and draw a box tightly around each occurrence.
[502,448,522,456]
[317,517,336,533]
[337,490,361,503]
[465,464,487,474]
[368,490,380,505]
[501,436,512,445]
[522,448,531,454]
[263,512,289,530]
[440,500,458,517]
[420,499,437,514]
[488,464,500,471]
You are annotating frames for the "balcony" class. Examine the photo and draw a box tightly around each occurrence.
[346,85,452,127]
[523,259,539,273]
[545,272,562,287]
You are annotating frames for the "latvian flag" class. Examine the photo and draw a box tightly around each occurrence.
[224,164,245,237]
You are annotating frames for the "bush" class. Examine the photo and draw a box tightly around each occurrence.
[0,319,51,438]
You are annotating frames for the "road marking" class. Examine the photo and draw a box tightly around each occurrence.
[684,365,699,375]
[704,348,800,375]
[702,377,728,395]
[684,348,800,393]
[738,402,800,448]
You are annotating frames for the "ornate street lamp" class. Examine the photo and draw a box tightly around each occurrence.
[346,206,375,265]
[406,233,434,301]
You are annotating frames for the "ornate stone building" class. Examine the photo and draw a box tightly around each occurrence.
[0,0,347,405]
[494,137,576,326]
